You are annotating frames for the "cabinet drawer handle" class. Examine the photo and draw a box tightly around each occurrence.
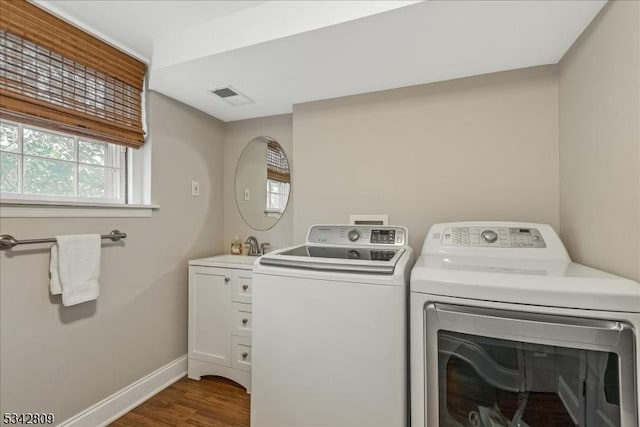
[242,318,248,325]
[242,284,249,290]
[224,277,231,283]
[242,352,248,359]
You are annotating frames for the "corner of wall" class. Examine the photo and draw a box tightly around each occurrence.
[557,0,640,280]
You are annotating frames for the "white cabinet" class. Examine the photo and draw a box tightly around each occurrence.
[190,269,232,365]
[188,256,254,392]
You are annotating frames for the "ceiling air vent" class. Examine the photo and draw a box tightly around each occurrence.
[209,86,254,107]
[212,87,237,98]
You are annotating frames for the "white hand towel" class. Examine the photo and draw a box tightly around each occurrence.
[54,234,101,306]
[49,244,62,295]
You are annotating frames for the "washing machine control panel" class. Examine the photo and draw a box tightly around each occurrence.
[442,226,546,248]
[370,229,396,244]
[307,225,407,246]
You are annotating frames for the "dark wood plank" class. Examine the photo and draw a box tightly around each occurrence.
[110,376,250,427]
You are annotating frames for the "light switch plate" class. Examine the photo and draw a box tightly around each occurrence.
[244,188,250,201]
[192,180,200,196]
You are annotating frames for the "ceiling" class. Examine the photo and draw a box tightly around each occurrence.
[35,0,607,122]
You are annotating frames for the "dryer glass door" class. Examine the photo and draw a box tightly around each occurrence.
[424,304,637,427]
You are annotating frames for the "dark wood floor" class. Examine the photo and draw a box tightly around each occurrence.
[110,376,250,427]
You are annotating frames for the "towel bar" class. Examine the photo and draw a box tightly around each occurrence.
[0,230,127,250]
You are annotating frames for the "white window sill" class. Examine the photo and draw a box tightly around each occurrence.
[264,211,283,218]
[0,199,160,218]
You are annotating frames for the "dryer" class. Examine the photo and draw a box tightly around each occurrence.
[251,224,414,427]
[410,222,639,427]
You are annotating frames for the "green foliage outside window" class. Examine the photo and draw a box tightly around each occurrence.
[0,121,123,201]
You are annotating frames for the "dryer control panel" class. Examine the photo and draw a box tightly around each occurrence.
[442,226,546,248]
[421,222,569,260]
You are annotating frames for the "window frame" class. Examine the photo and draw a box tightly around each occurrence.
[265,178,290,215]
[0,118,127,205]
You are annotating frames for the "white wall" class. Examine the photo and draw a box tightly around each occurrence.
[0,92,225,421]
[234,140,273,231]
[559,0,640,281]
[292,66,560,251]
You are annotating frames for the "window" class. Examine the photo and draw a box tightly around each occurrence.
[1,120,126,203]
[265,139,290,215]
[265,179,290,214]
[0,0,148,209]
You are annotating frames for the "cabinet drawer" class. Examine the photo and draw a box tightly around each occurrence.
[232,274,252,303]
[232,336,252,372]
[231,302,252,338]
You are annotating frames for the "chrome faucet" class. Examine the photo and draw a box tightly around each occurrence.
[245,236,270,255]
[245,236,260,256]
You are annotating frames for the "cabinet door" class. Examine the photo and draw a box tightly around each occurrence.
[189,267,232,367]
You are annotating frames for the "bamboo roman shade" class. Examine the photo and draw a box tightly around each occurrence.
[0,0,146,148]
[266,140,290,183]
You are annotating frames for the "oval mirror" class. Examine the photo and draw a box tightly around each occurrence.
[234,136,291,231]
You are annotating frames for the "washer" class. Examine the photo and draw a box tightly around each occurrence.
[251,224,414,427]
[410,221,640,427]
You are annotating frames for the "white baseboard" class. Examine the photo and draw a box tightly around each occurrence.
[58,354,187,427]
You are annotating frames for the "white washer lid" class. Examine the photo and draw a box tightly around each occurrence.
[259,244,404,274]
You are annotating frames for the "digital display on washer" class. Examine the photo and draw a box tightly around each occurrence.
[279,246,398,261]
[370,230,396,244]
[370,251,397,261]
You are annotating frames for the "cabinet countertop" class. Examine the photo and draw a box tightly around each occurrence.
[189,254,258,270]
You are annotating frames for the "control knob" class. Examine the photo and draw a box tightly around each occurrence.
[481,230,498,243]
[348,229,361,242]
[348,250,361,259]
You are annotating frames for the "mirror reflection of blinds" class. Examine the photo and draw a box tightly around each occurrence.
[267,140,290,183]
